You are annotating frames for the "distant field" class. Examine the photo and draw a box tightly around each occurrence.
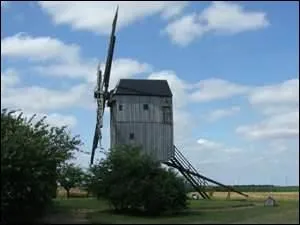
[57,187,299,201]
[56,187,87,198]
[188,191,299,201]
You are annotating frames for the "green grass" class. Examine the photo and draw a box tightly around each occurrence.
[53,198,107,211]
[188,199,254,210]
[52,198,299,224]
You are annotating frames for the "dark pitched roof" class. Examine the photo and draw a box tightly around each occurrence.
[114,79,172,97]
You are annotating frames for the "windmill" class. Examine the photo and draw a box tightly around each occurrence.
[89,7,248,200]
[90,7,118,165]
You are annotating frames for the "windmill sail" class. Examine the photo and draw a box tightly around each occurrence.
[91,122,100,164]
[103,6,118,96]
[90,7,118,165]
[90,67,104,165]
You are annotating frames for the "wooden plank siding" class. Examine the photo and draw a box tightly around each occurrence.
[110,95,174,162]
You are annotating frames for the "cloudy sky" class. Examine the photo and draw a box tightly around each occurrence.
[1,1,299,185]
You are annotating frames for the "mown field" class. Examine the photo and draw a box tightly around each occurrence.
[57,187,299,201]
[50,188,299,224]
[188,191,299,201]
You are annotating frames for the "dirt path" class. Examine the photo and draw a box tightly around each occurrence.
[41,209,96,224]
[189,204,257,212]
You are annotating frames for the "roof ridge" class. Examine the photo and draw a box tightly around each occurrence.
[114,79,172,97]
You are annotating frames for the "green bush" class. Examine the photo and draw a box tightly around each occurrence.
[90,145,188,216]
[1,109,81,223]
[57,163,84,198]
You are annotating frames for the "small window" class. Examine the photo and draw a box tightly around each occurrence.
[119,104,123,111]
[129,133,134,140]
[162,106,172,124]
[143,104,149,110]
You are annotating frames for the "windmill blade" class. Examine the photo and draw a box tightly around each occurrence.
[97,63,102,90]
[90,67,104,165]
[90,96,104,165]
[91,7,118,165]
[90,121,100,165]
[103,6,118,95]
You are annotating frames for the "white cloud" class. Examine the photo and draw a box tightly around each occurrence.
[100,58,152,88]
[38,1,188,35]
[2,84,91,112]
[160,2,189,20]
[164,1,269,46]
[197,138,221,150]
[173,109,194,145]
[2,33,151,88]
[236,111,299,140]
[44,113,77,128]
[268,140,289,154]
[196,138,242,154]
[200,1,269,34]
[237,78,299,141]
[164,13,207,46]
[1,33,152,115]
[222,147,242,153]
[1,34,92,113]
[248,78,299,106]
[189,78,249,102]
[26,112,77,128]
[10,111,77,129]
[190,138,242,166]
[1,68,20,91]
[1,33,80,63]
[207,106,240,122]
[1,70,78,134]
[33,58,152,92]
[198,157,232,165]
[259,105,299,116]
[33,61,97,80]
[1,35,81,130]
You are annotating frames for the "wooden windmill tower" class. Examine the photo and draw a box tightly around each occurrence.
[90,8,248,200]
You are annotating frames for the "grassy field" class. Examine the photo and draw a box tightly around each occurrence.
[57,188,299,201]
[50,193,299,224]
[188,191,299,201]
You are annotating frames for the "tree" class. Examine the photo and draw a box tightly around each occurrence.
[79,170,94,197]
[1,109,82,223]
[57,163,84,198]
[90,145,188,216]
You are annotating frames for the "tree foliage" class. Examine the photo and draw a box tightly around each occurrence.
[90,145,188,216]
[79,169,94,197]
[57,163,84,198]
[1,109,82,223]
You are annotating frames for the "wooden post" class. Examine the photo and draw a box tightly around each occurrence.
[226,191,231,200]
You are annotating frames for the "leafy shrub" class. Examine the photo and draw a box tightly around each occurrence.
[90,145,188,216]
[57,163,84,198]
[1,109,81,223]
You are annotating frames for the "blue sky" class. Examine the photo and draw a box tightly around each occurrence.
[1,1,299,185]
